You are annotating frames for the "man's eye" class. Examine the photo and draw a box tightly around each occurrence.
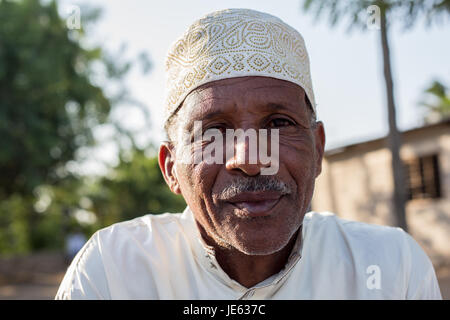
[267,118,294,128]
[204,125,226,133]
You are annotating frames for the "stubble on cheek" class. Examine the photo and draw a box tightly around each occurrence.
[176,161,231,246]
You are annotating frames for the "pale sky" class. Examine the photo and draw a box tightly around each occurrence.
[58,0,450,175]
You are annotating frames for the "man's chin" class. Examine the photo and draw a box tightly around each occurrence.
[221,217,301,255]
[236,245,287,256]
[226,233,296,256]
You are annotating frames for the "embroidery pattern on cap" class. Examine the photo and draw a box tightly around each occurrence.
[165,9,316,121]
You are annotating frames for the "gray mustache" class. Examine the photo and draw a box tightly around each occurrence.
[216,176,292,200]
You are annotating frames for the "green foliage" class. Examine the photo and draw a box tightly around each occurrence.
[0,0,178,255]
[88,148,186,228]
[0,0,114,254]
[0,194,32,255]
[420,80,450,123]
[30,177,83,251]
[301,0,450,31]
[0,0,110,196]
[32,148,186,246]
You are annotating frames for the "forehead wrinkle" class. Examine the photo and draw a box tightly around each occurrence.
[244,84,304,92]
[246,85,305,101]
[181,96,237,126]
[182,95,307,124]
[192,77,303,96]
[192,86,304,106]
[180,79,307,124]
[189,76,304,99]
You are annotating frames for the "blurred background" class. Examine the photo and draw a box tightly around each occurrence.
[0,0,449,299]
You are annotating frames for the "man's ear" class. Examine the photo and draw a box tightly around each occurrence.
[313,121,326,178]
[158,142,182,194]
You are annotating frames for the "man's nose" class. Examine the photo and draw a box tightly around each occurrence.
[225,137,270,176]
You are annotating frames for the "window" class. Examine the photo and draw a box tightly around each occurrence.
[404,154,441,200]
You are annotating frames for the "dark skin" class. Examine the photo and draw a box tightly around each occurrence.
[159,76,325,288]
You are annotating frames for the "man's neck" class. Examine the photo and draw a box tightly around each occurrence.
[200,227,301,288]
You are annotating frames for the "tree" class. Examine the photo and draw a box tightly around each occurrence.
[420,80,450,123]
[0,0,151,254]
[0,0,112,197]
[301,0,449,231]
[87,148,186,228]
[31,148,187,252]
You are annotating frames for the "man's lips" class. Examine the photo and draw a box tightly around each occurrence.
[221,191,284,217]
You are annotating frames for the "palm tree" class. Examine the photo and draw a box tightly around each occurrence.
[420,80,450,123]
[301,0,449,231]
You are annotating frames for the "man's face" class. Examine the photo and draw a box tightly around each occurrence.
[160,76,325,255]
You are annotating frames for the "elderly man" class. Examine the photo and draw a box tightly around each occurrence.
[56,8,442,299]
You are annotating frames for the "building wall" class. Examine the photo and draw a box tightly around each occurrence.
[402,128,450,266]
[311,123,450,267]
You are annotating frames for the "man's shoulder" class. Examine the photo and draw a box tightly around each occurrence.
[303,211,434,273]
[300,212,440,299]
[69,212,187,267]
[94,211,187,245]
[98,211,184,232]
[303,211,411,260]
[56,211,191,299]
[304,211,406,240]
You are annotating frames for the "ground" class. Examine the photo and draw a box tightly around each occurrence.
[0,252,66,300]
[0,252,449,299]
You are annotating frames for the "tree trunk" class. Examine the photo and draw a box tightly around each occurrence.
[380,10,408,231]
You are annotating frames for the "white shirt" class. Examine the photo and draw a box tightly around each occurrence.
[55,207,442,299]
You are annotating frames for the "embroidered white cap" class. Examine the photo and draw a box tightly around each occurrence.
[164,8,316,124]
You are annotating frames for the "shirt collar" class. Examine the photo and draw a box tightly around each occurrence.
[180,206,304,293]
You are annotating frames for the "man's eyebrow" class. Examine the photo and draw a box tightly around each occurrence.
[263,102,303,114]
[184,109,229,131]
[191,109,228,122]
[186,100,304,126]
[265,102,289,111]
[191,103,289,121]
